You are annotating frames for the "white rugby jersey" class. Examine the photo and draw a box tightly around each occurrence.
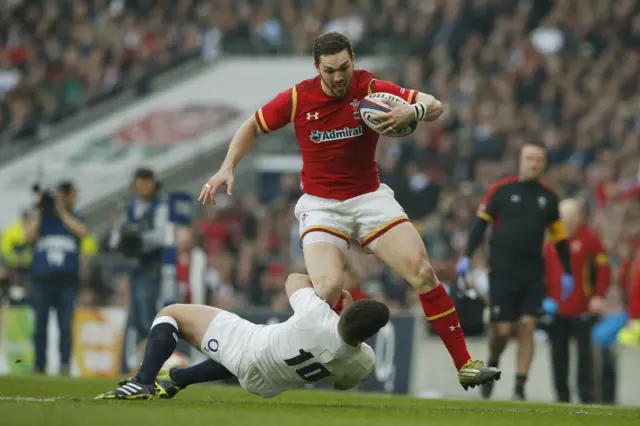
[248,288,375,397]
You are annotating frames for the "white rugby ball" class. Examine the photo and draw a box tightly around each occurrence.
[358,92,418,137]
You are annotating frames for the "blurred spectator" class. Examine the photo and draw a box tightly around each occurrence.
[109,168,166,343]
[0,0,212,149]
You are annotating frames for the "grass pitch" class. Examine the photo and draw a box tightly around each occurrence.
[0,376,638,426]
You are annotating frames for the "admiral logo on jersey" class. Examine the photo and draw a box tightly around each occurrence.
[309,126,363,144]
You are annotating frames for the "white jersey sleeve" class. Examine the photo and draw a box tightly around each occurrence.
[289,287,328,313]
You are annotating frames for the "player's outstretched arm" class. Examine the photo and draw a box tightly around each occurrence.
[199,116,262,204]
[221,115,262,171]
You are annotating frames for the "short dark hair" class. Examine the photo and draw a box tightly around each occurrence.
[338,299,390,345]
[312,31,353,65]
[56,180,75,194]
[133,167,156,180]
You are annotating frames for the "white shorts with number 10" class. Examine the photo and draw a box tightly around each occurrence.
[294,184,409,253]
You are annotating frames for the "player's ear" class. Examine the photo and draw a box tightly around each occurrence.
[314,62,319,74]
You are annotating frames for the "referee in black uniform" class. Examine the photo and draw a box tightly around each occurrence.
[457,142,574,400]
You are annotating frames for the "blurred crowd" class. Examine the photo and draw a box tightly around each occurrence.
[1,0,639,315]
[0,0,209,149]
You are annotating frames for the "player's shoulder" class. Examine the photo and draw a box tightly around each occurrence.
[354,69,376,93]
[295,75,321,95]
[354,69,376,83]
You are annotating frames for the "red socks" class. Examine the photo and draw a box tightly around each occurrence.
[419,284,471,370]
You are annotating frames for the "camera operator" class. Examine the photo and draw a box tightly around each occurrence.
[25,181,89,375]
[110,168,168,344]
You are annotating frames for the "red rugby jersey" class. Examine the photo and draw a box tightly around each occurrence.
[254,70,417,200]
[544,224,611,316]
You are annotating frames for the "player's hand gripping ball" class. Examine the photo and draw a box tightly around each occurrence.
[359,92,418,137]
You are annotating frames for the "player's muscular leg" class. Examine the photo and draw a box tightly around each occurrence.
[303,242,346,306]
[372,222,438,292]
[156,304,222,349]
[516,315,537,376]
[374,222,472,371]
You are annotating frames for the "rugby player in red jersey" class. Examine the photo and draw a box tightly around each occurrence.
[200,31,500,389]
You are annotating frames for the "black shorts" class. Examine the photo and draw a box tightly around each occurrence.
[488,272,545,323]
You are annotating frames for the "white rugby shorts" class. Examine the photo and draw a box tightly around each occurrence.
[200,311,281,398]
[294,184,409,254]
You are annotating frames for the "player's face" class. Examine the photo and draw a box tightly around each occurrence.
[519,145,546,180]
[134,177,155,199]
[315,49,354,98]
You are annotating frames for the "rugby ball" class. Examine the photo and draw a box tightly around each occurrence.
[359,92,417,137]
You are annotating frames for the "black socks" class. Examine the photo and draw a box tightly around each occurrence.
[170,358,234,388]
[134,316,179,385]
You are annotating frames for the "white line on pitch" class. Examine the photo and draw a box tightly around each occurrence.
[0,396,57,402]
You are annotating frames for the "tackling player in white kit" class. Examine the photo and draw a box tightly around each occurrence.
[96,274,387,400]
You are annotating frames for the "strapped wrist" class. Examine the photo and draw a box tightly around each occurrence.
[412,102,427,121]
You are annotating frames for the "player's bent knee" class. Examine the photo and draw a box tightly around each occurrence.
[311,273,344,306]
[410,257,439,293]
[155,304,221,348]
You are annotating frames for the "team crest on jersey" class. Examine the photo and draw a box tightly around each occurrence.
[537,196,547,209]
[350,98,360,120]
[309,126,363,143]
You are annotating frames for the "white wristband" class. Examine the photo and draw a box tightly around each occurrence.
[412,102,427,121]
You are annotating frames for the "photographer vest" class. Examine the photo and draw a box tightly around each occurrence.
[126,197,163,271]
[31,214,80,281]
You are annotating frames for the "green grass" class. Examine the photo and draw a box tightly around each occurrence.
[0,376,638,426]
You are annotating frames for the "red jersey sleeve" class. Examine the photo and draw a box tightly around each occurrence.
[255,86,297,133]
[369,79,417,104]
[589,232,611,297]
